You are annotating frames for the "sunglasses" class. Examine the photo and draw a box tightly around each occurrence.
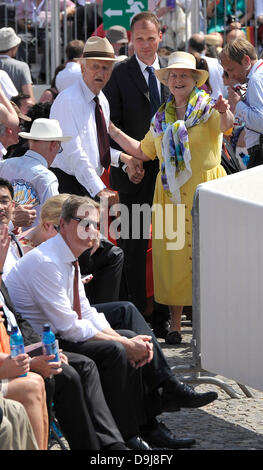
[71,216,100,230]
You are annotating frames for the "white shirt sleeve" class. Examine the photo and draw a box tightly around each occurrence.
[235,76,263,134]
[28,260,111,342]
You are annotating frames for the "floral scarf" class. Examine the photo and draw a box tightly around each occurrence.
[150,87,215,203]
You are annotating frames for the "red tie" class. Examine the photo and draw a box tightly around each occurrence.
[72,260,81,319]
[94,95,111,170]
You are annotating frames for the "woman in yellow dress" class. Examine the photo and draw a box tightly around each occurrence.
[109,51,234,344]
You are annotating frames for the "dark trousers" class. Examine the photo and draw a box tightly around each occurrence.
[53,351,123,450]
[59,331,148,440]
[59,302,176,439]
[248,136,263,168]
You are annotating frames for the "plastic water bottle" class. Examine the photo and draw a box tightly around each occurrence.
[10,326,27,377]
[42,324,60,362]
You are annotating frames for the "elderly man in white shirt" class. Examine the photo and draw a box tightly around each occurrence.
[221,37,263,168]
[5,194,218,450]
[50,36,143,204]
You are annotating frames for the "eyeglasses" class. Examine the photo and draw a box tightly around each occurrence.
[57,142,63,154]
[0,198,12,207]
[71,216,100,231]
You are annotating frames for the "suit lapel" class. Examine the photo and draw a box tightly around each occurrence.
[127,55,150,102]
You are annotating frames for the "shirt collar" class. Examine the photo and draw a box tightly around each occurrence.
[247,59,263,80]
[135,54,159,73]
[23,149,49,168]
[79,76,104,104]
[52,233,77,265]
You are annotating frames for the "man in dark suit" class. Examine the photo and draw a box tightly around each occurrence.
[104,12,171,334]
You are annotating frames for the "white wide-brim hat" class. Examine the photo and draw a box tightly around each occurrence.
[0,27,21,51]
[19,118,72,142]
[155,51,209,88]
[77,36,118,62]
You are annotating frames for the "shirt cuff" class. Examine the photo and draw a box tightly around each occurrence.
[110,148,121,167]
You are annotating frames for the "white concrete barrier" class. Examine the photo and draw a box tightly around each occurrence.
[198,166,263,392]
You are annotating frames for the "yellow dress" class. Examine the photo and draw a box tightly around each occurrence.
[141,111,226,306]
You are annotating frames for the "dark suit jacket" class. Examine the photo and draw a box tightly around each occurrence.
[104,55,170,197]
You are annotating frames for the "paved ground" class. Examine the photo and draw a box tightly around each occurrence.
[50,324,263,451]
[160,325,263,450]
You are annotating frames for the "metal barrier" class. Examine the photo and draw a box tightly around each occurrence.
[0,1,261,84]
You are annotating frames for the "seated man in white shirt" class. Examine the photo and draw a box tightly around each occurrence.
[5,194,218,450]
[50,36,144,205]
[0,118,71,228]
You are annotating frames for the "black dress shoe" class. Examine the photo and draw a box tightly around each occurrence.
[165,331,182,345]
[142,421,196,449]
[161,383,218,412]
[126,436,152,450]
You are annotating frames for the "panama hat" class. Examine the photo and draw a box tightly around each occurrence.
[77,36,118,61]
[155,51,209,88]
[0,27,21,51]
[19,118,72,142]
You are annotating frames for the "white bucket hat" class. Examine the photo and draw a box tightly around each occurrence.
[155,51,209,88]
[0,27,21,51]
[77,36,118,62]
[19,118,72,142]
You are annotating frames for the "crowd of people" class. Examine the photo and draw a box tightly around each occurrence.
[0,1,262,452]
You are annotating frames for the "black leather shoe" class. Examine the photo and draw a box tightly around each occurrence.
[126,436,152,450]
[161,383,218,412]
[142,421,196,449]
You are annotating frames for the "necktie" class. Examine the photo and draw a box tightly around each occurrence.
[72,260,82,319]
[9,232,24,258]
[93,96,111,170]
[146,66,161,117]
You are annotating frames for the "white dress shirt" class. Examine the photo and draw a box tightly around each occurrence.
[136,54,161,98]
[235,60,263,149]
[55,61,82,92]
[0,69,18,99]
[5,233,111,342]
[50,77,121,197]
[0,143,7,161]
[0,150,59,226]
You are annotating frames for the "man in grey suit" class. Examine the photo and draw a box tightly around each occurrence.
[104,12,170,335]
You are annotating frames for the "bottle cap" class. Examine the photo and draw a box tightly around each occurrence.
[11,326,18,333]
[43,324,50,331]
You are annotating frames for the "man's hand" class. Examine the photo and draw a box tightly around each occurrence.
[124,335,153,368]
[121,153,145,184]
[97,188,120,207]
[30,355,62,378]
[12,204,37,228]
[226,87,241,113]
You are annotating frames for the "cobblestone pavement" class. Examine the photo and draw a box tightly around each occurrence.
[50,324,263,451]
[160,325,263,450]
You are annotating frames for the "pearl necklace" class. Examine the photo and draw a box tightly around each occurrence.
[174,103,187,108]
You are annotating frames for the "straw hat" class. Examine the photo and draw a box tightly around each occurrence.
[19,118,72,142]
[0,27,21,51]
[77,36,118,61]
[155,51,209,88]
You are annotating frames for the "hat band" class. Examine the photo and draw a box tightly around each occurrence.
[83,51,115,59]
[169,57,195,69]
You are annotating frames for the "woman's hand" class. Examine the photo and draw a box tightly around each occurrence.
[213,94,230,114]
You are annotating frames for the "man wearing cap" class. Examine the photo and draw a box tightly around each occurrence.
[103,12,170,334]
[0,27,35,105]
[50,36,141,205]
[106,25,129,57]
[0,118,70,229]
